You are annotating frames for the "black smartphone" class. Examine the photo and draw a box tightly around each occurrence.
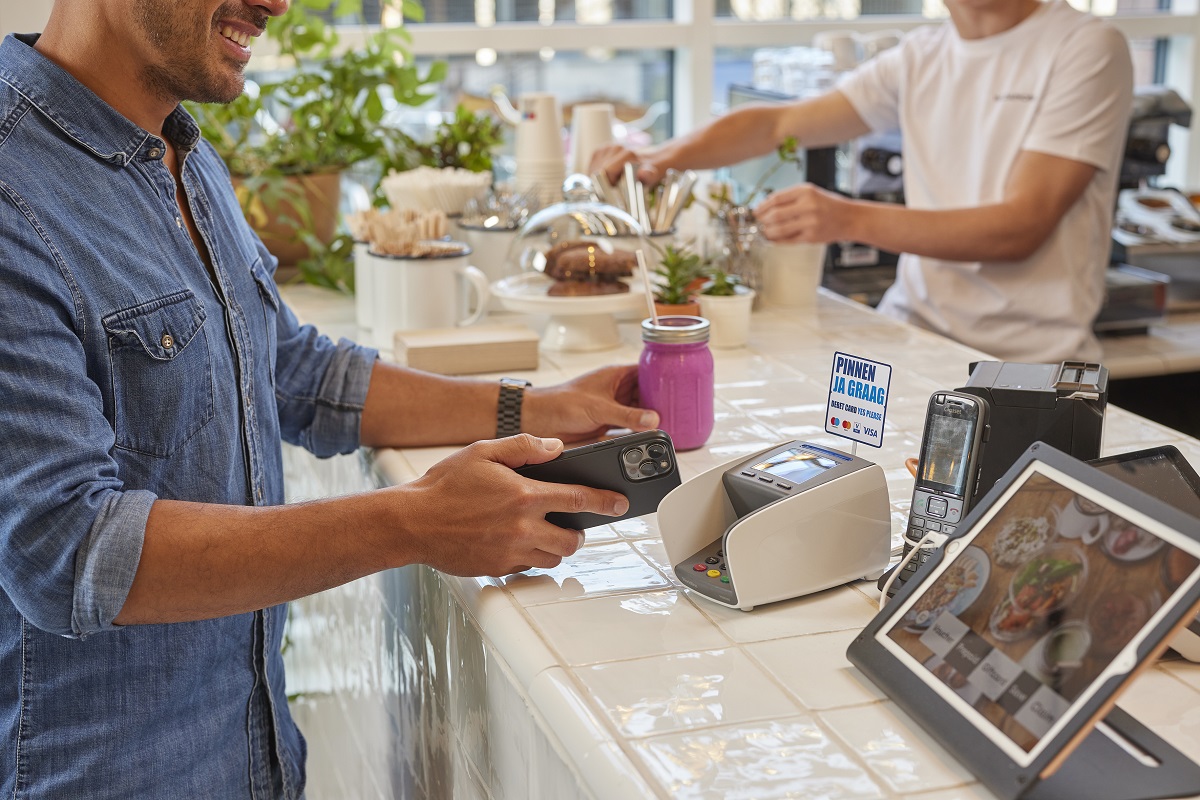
[884,391,990,595]
[515,430,682,530]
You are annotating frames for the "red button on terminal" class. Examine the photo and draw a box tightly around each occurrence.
[692,564,706,572]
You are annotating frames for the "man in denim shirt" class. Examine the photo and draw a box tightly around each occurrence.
[0,1,660,796]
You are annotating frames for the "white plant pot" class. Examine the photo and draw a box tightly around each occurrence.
[697,287,756,349]
[760,242,826,309]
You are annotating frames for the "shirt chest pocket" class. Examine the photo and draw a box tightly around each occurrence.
[103,290,214,457]
[249,258,280,381]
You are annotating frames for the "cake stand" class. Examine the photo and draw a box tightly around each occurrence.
[491,273,650,351]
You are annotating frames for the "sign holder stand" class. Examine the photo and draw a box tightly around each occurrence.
[1016,707,1200,800]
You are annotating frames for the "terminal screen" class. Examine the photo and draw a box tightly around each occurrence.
[752,448,839,485]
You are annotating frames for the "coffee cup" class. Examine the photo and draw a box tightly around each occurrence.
[515,92,565,164]
[451,221,521,312]
[369,243,491,351]
[353,239,373,334]
[570,102,616,174]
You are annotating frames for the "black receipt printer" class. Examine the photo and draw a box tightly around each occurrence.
[957,360,1108,495]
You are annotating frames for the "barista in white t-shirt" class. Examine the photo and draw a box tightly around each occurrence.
[591,0,1133,363]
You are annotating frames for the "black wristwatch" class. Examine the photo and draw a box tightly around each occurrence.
[496,377,531,438]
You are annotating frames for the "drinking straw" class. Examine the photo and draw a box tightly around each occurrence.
[636,249,659,326]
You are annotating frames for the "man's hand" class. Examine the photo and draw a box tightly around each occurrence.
[396,435,630,576]
[752,183,858,244]
[523,365,659,443]
[588,144,666,187]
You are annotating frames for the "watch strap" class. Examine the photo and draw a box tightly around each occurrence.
[497,378,531,438]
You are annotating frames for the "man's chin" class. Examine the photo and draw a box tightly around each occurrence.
[190,73,247,105]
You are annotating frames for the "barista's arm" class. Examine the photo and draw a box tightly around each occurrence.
[592,91,870,186]
[753,149,1097,262]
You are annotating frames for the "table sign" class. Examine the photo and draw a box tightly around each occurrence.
[825,351,891,449]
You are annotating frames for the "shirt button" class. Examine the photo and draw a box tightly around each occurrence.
[161,333,174,349]
[148,148,162,159]
[175,216,183,228]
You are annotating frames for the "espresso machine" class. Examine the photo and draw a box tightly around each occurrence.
[822,129,904,306]
[1108,86,1199,315]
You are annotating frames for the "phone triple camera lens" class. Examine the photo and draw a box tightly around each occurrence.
[622,440,673,481]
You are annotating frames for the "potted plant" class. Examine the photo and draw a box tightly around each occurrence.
[187,0,446,277]
[696,268,756,349]
[702,136,804,298]
[651,243,707,317]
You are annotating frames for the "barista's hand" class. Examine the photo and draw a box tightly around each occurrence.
[397,435,630,576]
[753,183,857,244]
[523,365,659,443]
[588,144,667,187]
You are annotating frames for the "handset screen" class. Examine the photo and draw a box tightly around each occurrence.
[919,399,978,497]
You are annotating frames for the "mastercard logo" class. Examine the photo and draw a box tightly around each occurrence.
[842,420,852,429]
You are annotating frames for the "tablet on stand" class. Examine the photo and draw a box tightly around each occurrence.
[848,442,1200,800]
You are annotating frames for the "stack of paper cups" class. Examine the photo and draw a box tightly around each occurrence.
[569,103,616,175]
[514,92,566,207]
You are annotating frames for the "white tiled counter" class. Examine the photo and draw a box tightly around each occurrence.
[1099,310,1200,379]
[280,285,1200,800]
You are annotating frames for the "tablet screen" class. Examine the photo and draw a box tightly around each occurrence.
[877,463,1200,764]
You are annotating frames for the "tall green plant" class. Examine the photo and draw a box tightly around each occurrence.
[188,1,446,177]
[186,0,447,288]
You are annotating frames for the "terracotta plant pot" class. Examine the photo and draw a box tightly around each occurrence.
[234,171,342,273]
[654,300,701,318]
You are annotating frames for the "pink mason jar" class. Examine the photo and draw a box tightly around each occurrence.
[639,315,715,451]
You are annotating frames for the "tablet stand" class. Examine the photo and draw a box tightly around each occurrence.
[1017,707,1200,800]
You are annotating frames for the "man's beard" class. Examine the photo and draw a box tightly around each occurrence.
[133,1,264,105]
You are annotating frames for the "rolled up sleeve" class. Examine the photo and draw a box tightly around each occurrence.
[0,200,146,638]
[71,489,155,636]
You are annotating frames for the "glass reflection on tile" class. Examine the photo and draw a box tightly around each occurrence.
[611,515,659,540]
[631,539,671,574]
[501,541,669,604]
[632,717,885,800]
[581,523,620,544]
[820,703,974,793]
[577,649,799,737]
[528,590,729,665]
[696,586,879,643]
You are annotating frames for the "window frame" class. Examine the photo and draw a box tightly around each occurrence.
[2,0,1199,182]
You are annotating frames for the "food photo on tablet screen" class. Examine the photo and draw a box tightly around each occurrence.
[877,465,1200,760]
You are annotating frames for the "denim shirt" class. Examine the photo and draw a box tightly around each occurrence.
[0,34,377,799]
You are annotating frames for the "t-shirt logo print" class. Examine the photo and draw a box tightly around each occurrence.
[994,92,1036,102]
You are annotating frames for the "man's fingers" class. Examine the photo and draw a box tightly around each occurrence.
[483,433,563,468]
[599,401,659,432]
[533,483,629,519]
[534,525,586,559]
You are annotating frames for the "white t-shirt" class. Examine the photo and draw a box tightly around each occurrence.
[838,0,1133,363]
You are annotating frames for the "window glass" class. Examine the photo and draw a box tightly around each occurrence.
[386,51,673,180]
[351,0,672,23]
[715,0,946,19]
